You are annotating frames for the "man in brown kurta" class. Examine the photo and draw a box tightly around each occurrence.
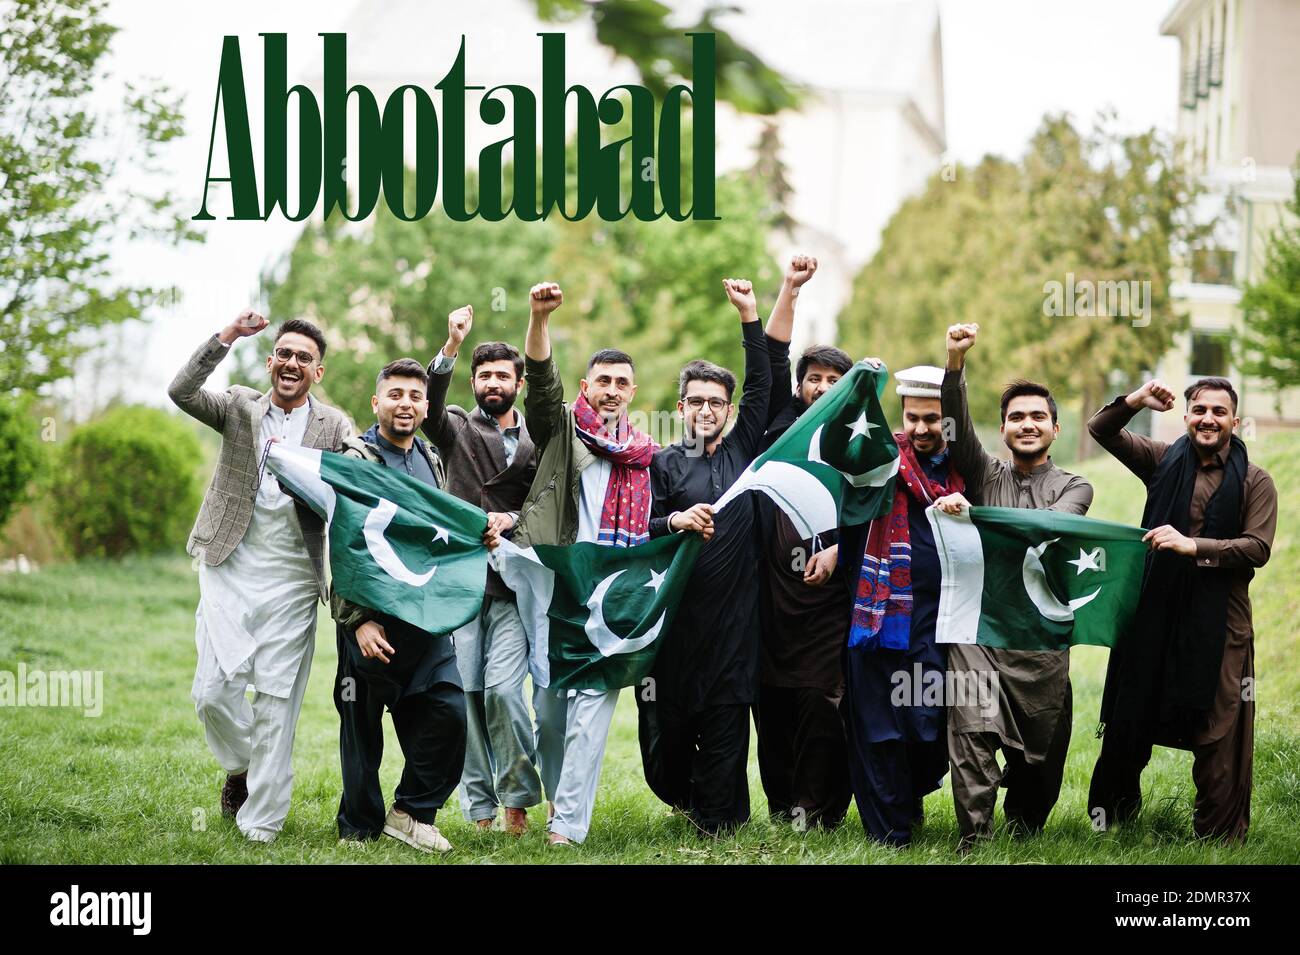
[1086,377,1276,843]
[939,324,1093,850]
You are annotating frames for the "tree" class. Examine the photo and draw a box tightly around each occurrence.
[258,158,780,429]
[0,0,200,398]
[1238,158,1300,411]
[838,113,1210,457]
[535,0,801,115]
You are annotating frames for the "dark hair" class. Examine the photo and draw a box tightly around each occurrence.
[1185,376,1238,413]
[274,318,327,361]
[796,345,852,385]
[1000,379,1058,424]
[471,341,524,380]
[376,357,428,392]
[678,360,737,401]
[587,348,636,374]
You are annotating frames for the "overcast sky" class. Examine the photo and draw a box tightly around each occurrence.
[83,0,1181,409]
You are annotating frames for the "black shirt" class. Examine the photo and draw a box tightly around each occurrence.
[648,320,770,718]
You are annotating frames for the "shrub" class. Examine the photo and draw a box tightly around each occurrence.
[50,406,201,559]
[0,398,43,531]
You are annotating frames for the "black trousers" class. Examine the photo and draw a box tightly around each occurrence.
[637,696,751,836]
[334,615,466,840]
[754,683,850,829]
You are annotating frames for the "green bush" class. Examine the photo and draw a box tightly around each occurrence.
[51,405,201,559]
[0,398,43,530]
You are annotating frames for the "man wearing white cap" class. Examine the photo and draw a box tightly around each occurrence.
[933,322,1093,852]
[839,361,966,846]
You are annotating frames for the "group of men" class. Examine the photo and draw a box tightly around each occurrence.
[169,253,1276,853]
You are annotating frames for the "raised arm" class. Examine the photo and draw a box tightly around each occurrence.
[522,282,565,450]
[1086,380,1175,485]
[941,323,999,499]
[168,309,268,432]
[763,254,818,345]
[422,305,473,450]
[720,278,771,459]
[764,255,817,429]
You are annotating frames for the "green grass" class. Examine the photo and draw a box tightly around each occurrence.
[1,433,1298,864]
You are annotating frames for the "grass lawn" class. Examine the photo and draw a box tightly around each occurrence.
[1,433,1298,864]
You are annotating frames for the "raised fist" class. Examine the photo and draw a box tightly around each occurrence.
[448,305,473,347]
[946,323,979,356]
[529,282,563,318]
[786,255,818,289]
[1128,379,1176,413]
[722,278,757,319]
[233,309,268,336]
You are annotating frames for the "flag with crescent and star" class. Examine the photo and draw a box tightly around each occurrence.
[712,359,899,533]
[265,442,489,635]
[928,505,1148,650]
[491,533,702,691]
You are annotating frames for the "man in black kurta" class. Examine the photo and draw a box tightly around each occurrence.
[638,279,771,836]
[755,336,854,829]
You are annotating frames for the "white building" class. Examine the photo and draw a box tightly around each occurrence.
[1156,0,1300,440]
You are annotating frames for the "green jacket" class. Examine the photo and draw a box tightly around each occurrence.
[329,432,447,629]
[511,354,599,549]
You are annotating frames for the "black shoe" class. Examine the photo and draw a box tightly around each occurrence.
[221,772,249,818]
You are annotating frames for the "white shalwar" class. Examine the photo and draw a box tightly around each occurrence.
[533,456,622,844]
[190,399,320,842]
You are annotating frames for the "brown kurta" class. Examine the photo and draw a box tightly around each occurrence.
[1087,396,1277,841]
[941,367,1094,842]
[941,368,1094,753]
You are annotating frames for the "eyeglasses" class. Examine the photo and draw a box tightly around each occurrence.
[684,396,728,412]
[274,347,318,367]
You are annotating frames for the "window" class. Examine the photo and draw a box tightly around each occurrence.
[1190,331,1230,377]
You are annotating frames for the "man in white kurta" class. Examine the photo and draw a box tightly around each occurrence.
[191,398,319,842]
[169,311,351,843]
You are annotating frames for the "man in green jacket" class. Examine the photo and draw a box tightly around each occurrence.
[511,282,667,845]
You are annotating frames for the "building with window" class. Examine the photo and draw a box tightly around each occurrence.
[1155,0,1300,440]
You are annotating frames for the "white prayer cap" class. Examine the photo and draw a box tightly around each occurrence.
[895,365,945,399]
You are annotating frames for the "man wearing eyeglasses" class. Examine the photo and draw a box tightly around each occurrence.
[637,277,771,836]
[168,310,351,843]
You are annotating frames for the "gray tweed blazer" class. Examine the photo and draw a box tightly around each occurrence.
[167,334,353,601]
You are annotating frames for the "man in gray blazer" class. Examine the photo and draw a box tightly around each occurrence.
[168,309,351,843]
[424,305,541,836]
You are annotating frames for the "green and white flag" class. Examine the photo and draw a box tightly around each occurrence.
[713,360,898,534]
[492,533,702,691]
[928,506,1148,651]
[266,442,489,635]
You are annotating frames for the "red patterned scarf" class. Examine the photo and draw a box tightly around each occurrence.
[573,391,657,547]
[848,433,964,650]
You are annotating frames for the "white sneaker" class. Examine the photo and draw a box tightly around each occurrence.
[382,807,453,854]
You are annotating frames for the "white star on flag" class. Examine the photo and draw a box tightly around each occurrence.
[645,568,667,592]
[1066,547,1102,575]
[846,412,878,442]
[432,525,450,546]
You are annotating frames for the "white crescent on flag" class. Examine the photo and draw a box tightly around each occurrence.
[363,497,438,587]
[807,423,900,488]
[1022,538,1100,622]
[584,570,665,657]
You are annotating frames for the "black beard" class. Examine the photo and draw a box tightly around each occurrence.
[476,389,516,416]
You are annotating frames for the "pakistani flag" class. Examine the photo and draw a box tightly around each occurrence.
[265,442,489,635]
[929,506,1148,651]
[714,360,898,534]
[492,533,702,691]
